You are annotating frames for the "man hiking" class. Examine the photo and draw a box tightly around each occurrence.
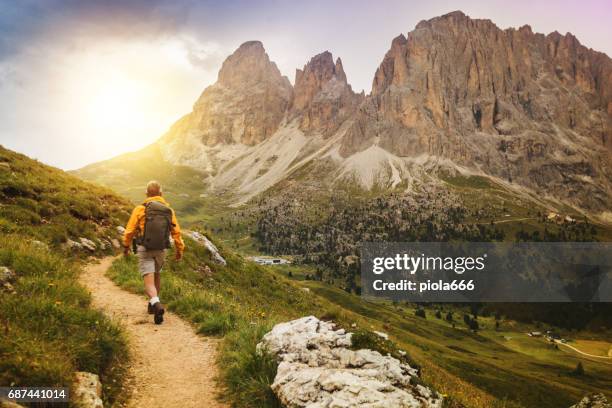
[123,181,185,324]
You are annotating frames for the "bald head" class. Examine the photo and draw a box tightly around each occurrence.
[146,181,162,197]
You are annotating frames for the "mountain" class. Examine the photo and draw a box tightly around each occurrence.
[76,11,612,218]
[342,11,612,212]
[160,40,293,169]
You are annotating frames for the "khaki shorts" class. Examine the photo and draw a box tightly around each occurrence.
[136,245,166,276]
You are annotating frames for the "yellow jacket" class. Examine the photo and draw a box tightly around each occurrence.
[123,196,185,254]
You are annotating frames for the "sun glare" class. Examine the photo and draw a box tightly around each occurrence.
[53,40,214,165]
[86,75,146,132]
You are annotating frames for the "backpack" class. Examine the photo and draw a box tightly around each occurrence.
[139,200,173,250]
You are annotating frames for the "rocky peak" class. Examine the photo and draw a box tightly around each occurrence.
[293,51,344,111]
[217,41,289,90]
[292,51,363,136]
[164,41,293,150]
[342,11,612,211]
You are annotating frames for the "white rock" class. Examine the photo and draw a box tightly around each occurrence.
[31,240,49,251]
[373,331,389,340]
[0,266,15,284]
[116,225,125,235]
[185,231,227,265]
[570,393,611,408]
[72,371,103,408]
[257,316,443,408]
[66,239,83,250]
[79,238,97,252]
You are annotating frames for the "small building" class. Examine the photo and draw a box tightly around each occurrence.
[250,256,291,265]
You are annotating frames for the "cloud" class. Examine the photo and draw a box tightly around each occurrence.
[182,37,226,71]
[0,0,192,62]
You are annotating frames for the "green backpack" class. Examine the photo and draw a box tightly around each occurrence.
[140,201,173,250]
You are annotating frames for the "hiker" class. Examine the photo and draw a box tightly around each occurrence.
[122,181,185,324]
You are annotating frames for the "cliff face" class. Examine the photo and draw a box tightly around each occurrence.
[291,52,363,137]
[340,11,612,210]
[186,41,293,146]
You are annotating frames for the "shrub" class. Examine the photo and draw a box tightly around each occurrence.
[572,362,584,376]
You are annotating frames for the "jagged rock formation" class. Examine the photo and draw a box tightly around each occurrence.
[79,11,612,215]
[159,41,293,168]
[570,393,611,408]
[291,51,363,136]
[193,40,292,146]
[257,316,443,408]
[341,10,612,210]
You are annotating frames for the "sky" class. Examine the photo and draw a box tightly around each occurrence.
[1,0,611,170]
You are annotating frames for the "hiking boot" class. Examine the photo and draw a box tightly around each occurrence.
[147,303,154,315]
[153,302,165,325]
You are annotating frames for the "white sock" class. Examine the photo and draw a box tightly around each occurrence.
[149,296,160,306]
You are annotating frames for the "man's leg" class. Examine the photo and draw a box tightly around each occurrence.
[138,247,164,323]
[143,273,158,299]
[153,249,165,297]
[154,272,161,296]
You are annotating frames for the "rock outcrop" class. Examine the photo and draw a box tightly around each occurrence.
[164,41,293,149]
[186,231,227,265]
[341,10,612,210]
[257,316,443,408]
[72,372,103,408]
[570,393,611,408]
[291,52,363,136]
[0,266,15,293]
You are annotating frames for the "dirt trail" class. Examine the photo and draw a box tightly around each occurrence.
[554,340,612,362]
[80,257,227,408]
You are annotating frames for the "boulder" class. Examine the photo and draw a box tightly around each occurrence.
[257,316,443,408]
[30,240,49,251]
[72,372,103,408]
[79,238,97,252]
[0,266,15,284]
[186,231,227,265]
[111,238,121,249]
[116,225,126,235]
[66,239,83,250]
[570,394,611,408]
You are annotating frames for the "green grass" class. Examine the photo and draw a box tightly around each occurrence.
[0,145,133,405]
[107,237,318,407]
[301,280,612,407]
[107,234,433,408]
[72,142,612,406]
[104,231,612,408]
[0,145,130,246]
[0,238,129,406]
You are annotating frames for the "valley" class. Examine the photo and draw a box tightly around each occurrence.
[3,7,611,408]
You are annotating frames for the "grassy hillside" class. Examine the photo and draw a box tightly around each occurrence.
[0,145,131,405]
[107,232,612,408]
[72,144,234,226]
[0,145,130,245]
[74,145,612,406]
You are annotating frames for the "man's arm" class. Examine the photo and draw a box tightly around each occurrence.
[170,210,185,259]
[123,206,143,253]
